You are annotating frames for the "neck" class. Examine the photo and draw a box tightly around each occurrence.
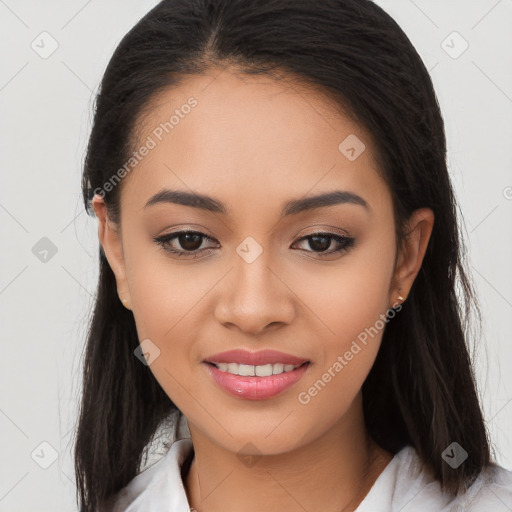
[184,393,393,512]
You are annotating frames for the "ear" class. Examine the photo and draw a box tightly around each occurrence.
[92,194,132,310]
[389,207,434,308]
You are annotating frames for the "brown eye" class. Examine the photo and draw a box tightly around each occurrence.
[293,232,355,257]
[153,230,217,258]
[175,232,203,251]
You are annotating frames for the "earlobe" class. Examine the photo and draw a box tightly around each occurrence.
[91,194,132,310]
[390,208,435,308]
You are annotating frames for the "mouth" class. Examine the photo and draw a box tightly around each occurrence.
[202,348,311,399]
[204,360,310,377]
[203,357,311,400]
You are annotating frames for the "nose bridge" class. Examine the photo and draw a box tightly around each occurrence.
[214,236,295,332]
[233,235,279,302]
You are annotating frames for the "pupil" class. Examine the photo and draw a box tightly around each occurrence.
[310,235,330,252]
[180,233,201,251]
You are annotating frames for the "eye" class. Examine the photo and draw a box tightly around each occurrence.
[153,230,355,259]
[292,231,355,257]
[153,230,218,258]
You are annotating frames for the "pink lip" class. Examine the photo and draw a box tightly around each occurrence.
[204,349,309,366]
[203,361,310,400]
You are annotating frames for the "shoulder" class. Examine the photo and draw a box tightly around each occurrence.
[356,445,512,512]
[451,462,512,511]
[111,438,193,512]
[110,411,194,512]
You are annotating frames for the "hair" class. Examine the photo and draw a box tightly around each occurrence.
[75,0,492,510]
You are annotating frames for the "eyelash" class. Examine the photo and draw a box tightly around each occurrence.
[153,229,355,259]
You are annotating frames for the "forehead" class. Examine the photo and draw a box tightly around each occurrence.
[120,68,390,218]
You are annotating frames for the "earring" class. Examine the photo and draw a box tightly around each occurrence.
[119,294,130,310]
[391,293,405,310]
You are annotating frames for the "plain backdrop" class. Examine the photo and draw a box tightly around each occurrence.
[0,1,511,510]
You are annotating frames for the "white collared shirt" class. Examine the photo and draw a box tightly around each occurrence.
[111,414,512,512]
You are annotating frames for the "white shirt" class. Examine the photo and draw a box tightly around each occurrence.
[111,414,512,512]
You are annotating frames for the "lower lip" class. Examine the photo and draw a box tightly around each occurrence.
[204,362,310,400]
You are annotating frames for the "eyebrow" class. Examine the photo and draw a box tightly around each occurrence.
[143,188,370,217]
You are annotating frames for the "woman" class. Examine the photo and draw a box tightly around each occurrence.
[75,0,512,511]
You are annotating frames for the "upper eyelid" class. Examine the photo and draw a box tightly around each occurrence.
[157,228,350,240]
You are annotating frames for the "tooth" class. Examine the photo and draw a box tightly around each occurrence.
[255,364,273,377]
[215,362,300,376]
[227,362,239,374]
[272,363,284,375]
[238,364,255,376]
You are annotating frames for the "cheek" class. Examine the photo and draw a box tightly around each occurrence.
[123,236,205,339]
[297,234,395,388]
[128,276,184,340]
[294,302,388,441]
[301,243,394,345]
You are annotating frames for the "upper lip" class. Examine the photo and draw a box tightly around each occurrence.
[205,349,309,366]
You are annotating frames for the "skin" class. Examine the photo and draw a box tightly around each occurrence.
[93,66,434,512]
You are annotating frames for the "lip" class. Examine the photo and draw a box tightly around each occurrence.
[204,361,310,400]
[204,349,309,366]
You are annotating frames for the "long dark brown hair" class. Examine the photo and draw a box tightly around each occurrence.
[75,0,491,510]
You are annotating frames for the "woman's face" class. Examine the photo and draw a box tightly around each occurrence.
[94,68,432,456]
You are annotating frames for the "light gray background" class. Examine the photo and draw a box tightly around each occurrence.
[1,1,511,511]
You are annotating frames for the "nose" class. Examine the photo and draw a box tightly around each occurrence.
[213,251,296,336]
